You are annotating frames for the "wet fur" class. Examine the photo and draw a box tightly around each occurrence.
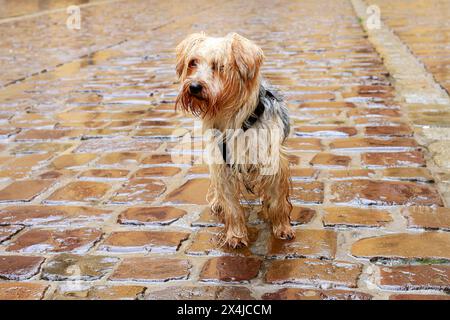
[175,32,294,248]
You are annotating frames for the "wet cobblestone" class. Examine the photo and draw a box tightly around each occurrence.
[0,0,449,300]
[369,0,450,94]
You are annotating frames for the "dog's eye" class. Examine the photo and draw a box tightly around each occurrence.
[212,62,224,72]
[188,59,197,68]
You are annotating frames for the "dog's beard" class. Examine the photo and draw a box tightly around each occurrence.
[176,80,217,118]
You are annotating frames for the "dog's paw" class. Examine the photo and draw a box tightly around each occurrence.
[225,235,249,249]
[274,225,295,240]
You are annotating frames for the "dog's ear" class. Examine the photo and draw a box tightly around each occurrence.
[175,32,206,79]
[229,33,264,81]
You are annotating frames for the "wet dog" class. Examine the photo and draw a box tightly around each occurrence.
[175,32,294,248]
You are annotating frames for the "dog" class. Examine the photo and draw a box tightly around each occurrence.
[175,32,294,248]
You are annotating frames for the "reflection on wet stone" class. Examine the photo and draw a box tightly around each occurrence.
[118,206,187,225]
[7,228,103,254]
[41,254,119,281]
[110,179,166,203]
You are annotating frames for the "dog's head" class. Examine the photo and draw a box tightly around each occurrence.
[175,32,264,119]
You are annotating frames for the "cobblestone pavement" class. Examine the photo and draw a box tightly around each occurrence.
[0,0,449,300]
[369,0,450,94]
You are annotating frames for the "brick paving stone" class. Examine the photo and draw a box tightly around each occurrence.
[430,141,450,169]
[167,139,204,155]
[42,254,119,281]
[80,169,130,180]
[0,180,54,202]
[110,257,190,282]
[11,142,73,155]
[309,153,351,167]
[0,225,24,243]
[56,112,100,123]
[186,227,258,256]
[295,109,343,122]
[38,170,73,180]
[299,101,356,109]
[290,206,316,225]
[382,168,434,182]
[262,288,372,300]
[0,127,19,138]
[295,126,357,137]
[6,228,103,254]
[199,256,262,283]
[292,92,335,101]
[47,181,110,203]
[352,232,450,260]
[410,112,450,127]
[291,181,324,204]
[330,180,443,206]
[0,282,48,300]
[290,168,317,179]
[133,167,181,178]
[349,108,401,118]
[52,285,146,300]
[191,207,224,227]
[0,169,29,180]
[140,120,180,127]
[5,154,52,169]
[118,206,187,226]
[286,138,322,151]
[267,229,337,259]
[0,205,112,226]
[328,169,375,180]
[379,265,450,290]
[0,156,13,165]
[164,178,209,205]
[135,127,186,139]
[98,230,190,253]
[436,172,450,183]
[390,294,450,301]
[97,152,141,165]
[51,153,97,170]
[15,129,84,141]
[10,115,55,129]
[75,139,161,153]
[323,207,392,227]
[343,86,394,101]
[146,286,255,300]
[330,137,417,151]
[402,207,450,231]
[265,259,362,288]
[361,151,426,168]
[0,255,45,280]
[110,178,166,203]
[364,125,413,137]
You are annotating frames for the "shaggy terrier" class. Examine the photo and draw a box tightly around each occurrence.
[175,32,294,248]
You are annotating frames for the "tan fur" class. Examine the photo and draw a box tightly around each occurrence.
[176,32,294,248]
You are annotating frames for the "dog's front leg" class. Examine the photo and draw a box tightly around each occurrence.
[262,157,295,240]
[214,166,248,248]
[207,163,225,216]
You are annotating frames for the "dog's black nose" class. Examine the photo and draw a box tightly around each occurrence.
[189,82,203,95]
